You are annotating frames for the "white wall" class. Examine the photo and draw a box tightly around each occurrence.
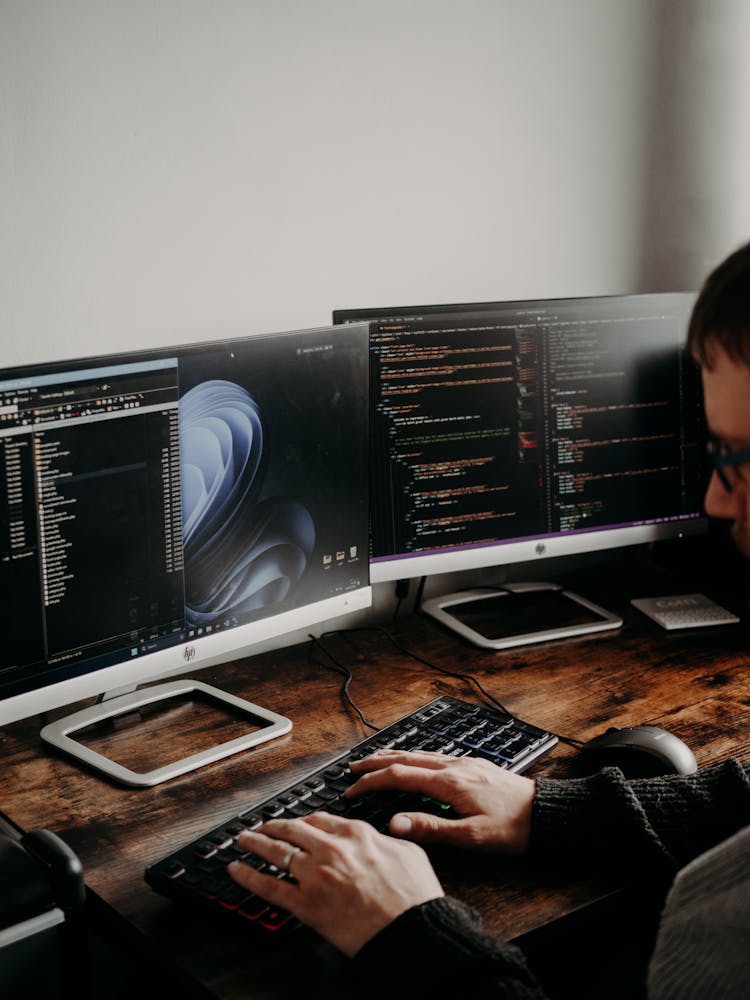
[0,0,704,368]
[638,1,750,288]
[2,1,750,641]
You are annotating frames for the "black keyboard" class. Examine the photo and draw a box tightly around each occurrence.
[145,696,557,933]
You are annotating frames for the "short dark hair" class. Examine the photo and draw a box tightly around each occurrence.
[687,241,750,368]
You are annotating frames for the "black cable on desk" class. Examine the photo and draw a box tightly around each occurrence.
[392,579,410,623]
[312,624,584,747]
[307,633,379,731]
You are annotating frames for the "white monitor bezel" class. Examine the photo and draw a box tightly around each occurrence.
[0,587,372,727]
[370,519,707,583]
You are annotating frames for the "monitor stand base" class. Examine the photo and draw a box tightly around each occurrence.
[421,581,622,650]
[40,679,292,787]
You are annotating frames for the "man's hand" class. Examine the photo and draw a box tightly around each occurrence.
[346,749,536,854]
[229,812,444,957]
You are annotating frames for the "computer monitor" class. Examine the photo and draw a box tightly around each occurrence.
[0,323,372,784]
[334,293,708,646]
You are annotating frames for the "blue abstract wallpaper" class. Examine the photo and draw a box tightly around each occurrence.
[180,379,315,627]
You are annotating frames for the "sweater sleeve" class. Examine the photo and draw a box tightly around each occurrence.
[531,758,750,876]
[352,896,550,1000]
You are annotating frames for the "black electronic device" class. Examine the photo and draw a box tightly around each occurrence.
[334,292,707,647]
[145,695,558,933]
[0,324,372,784]
[580,724,698,777]
[0,816,86,999]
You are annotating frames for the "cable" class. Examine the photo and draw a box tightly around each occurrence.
[392,579,410,623]
[307,633,379,731]
[557,734,585,749]
[413,575,427,611]
[372,626,514,716]
[314,625,584,748]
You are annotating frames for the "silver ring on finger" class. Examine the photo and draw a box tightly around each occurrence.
[280,845,301,875]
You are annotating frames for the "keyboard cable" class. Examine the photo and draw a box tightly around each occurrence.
[310,626,583,749]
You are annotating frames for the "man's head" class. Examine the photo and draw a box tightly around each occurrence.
[688,241,750,556]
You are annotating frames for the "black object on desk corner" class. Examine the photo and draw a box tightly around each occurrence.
[0,820,87,999]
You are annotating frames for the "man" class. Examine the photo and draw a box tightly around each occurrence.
[228,241,750,999]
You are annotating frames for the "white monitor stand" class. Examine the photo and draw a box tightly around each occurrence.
[40,679,292,788]
[421,581,622,650]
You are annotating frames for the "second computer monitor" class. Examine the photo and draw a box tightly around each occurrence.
[334,293,707,584]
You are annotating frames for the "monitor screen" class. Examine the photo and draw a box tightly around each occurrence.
[0,323,372,726]
[333,293,707,583]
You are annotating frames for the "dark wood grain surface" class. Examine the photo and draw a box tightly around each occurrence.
[2,558,749,999]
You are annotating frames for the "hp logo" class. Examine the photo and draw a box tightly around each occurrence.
[535,543,546,556]
[183,645,196,662]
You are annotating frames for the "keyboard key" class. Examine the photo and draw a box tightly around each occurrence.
[209,833,233,849]
[225,822,248,837]
[238,896,270,920]
[258,907,296,931]
[314,787,339,802]
[290,785,312,801]
[238,812,264,829]
[218,884,250,909]
[327,799,349,814]
[283,803,314,818]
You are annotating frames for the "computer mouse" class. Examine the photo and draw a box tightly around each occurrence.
[580,725,698,777]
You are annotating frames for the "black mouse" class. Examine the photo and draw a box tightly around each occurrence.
[580,725,698,778]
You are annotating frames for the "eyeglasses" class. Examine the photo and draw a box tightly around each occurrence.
[706,433,750,492]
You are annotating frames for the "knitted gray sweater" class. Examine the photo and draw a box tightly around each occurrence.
[353,759,750,998]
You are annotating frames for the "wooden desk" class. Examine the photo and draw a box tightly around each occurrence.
[2,570,750,999]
